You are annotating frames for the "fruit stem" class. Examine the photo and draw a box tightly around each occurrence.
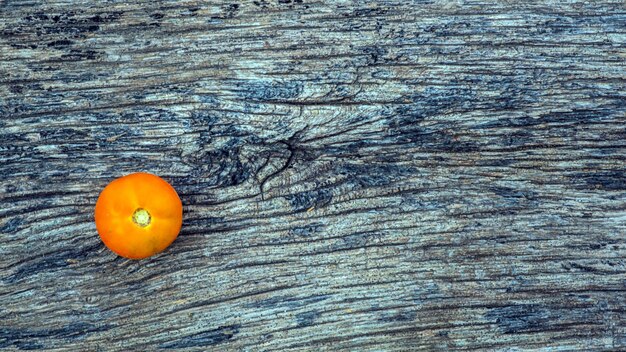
[132,208,151,227]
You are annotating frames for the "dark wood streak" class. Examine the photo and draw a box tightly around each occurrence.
[1,0,626,351]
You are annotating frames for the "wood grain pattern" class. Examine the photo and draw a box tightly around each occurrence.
[1,0,625,350]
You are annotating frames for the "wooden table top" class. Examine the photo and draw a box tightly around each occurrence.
[1,1,625,351]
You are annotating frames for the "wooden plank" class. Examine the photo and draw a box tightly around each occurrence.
[1,0,625,350]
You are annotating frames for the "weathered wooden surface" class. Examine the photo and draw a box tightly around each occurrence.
[1,0,625,350]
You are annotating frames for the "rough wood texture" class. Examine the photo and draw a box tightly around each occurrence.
[1,0,625,351]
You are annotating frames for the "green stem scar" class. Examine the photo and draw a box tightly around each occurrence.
[132,208,151,227]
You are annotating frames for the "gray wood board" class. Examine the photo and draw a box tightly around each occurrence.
[1,0,625,351]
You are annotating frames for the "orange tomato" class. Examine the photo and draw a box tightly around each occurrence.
[95,172,183,259]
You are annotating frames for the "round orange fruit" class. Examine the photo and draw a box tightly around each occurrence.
[95,172,183,259]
